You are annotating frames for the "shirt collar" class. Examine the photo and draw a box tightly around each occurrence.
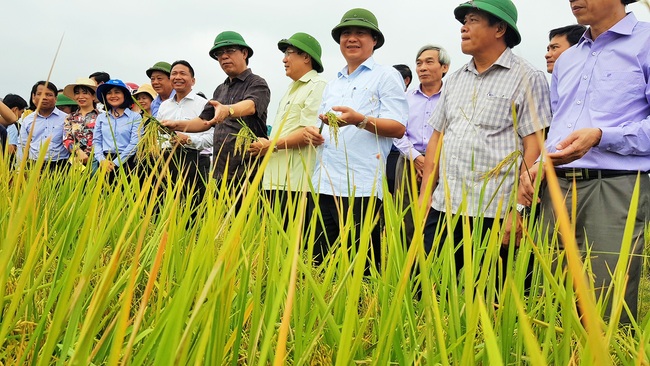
[338,56,376,78]
[413,82,443,98]
[37,107,65,118]
[581,12,637,43]
[297,69,319,83]
[225,68,252,84]
[465,47,513,75]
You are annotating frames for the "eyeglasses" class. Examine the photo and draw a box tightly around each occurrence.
[283,49,297,57]
[215,47,240,58]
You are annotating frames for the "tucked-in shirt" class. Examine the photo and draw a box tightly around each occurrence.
[151,89,176,118]
[63,109,98,153]
[393,86,441,160]
[429,47,551,218]
[93,108,141,166]
[547,12,650,171]
[19,108,70,161]
[311,57,409,199]
[263,70,327,192]
[157,92,213,153]
[199,68,271,182]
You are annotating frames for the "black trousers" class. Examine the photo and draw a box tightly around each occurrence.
[307,194,383,273]
[165,148,211,204]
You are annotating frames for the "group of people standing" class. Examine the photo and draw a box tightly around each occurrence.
[1,0,649,323]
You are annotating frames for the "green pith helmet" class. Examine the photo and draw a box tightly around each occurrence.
[209,31,254,60]
[331,8,384,50]
[146,61,172,78]
[278,32,324,73]
[56,94,77,107]
[454,0,521,46]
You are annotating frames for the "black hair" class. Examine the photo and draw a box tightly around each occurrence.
[171,60,195,77]
[393,64,412,82]
[481,11,518,48]
[73,85,96,95]
[101,87,132,110]
[89,71,110,84]
[622,0,637,4]
[28,81,58,110]
[549,24,587,46]
[2,94,28,110]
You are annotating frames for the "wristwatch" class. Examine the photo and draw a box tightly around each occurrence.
[357,115,369,129]
[228,106,235,117]
[516,203,530,216]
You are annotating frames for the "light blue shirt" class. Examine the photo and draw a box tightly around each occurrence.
[151,89,176,118]
[19,108,70,161]
[311,57,408,199]
[547,12,650,171]
[7,123,18,145]
[93,108,141,166]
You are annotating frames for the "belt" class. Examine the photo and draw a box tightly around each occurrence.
[554,168,644,181]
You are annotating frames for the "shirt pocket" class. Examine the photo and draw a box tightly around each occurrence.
[590,70,645,113]
[476,95,513,130]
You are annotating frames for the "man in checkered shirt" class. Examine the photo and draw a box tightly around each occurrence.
[419,0,551,280]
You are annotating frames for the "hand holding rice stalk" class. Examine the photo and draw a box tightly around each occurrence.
[133,97,176,160]
[319,110,341,147]
[233,119,258,156]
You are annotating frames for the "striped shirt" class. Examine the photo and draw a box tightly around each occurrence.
[428,47,551,218]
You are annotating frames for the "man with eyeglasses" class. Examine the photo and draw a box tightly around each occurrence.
[302,8,408,272]
[163,31,271,197]
[249,33,326,217]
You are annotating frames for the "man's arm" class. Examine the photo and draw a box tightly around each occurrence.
[418,130,442,207]
[0,101,17,127]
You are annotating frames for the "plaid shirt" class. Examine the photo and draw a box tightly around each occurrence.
[199,69,270,183]
[429,48,551,218]
[63,109,98,153]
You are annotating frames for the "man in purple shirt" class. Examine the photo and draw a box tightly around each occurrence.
[393,44,450,245]
[521,0,650,324]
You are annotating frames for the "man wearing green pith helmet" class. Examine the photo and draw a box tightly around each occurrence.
[303,8,408,272]
[249,32,327,215]
[162,31,271,196]
[419,0,551,286]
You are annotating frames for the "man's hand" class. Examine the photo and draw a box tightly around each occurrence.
[319,106,364,127]
[503,210,523,247]
[520,162,543,207]
[413,155,425,179]
[76,150,89,164]
[249,137,271,156]
[100,159,115,172]
[547,128,602,166]
[171,132,191,146]
[161,120,180,131]
[207,100,230,125]
[303,126,324,146]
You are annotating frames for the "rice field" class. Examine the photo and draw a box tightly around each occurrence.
[1,144,649,365]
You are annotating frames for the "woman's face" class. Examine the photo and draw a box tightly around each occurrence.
[136,93,154,113]
[74,86,95,109]
[105,87,126,109]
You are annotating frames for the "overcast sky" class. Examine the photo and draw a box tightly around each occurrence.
[2,1,649,119]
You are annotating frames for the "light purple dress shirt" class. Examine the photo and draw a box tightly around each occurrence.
[547,12,650,171]
[393,86,440,160]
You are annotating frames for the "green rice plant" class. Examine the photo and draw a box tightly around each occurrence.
[233,118,257,156]
[321,111,341,147]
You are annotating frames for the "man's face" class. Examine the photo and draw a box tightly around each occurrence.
[545,35,572,73]
[216,46,248,77]
[460,11,504,56]
[339,27,376,65]
[283,46,310,81]
[570,0,622,28]
[33,85,56,112]
[150,71,172,97]
[170,64,195,94]
[416,49,449,87]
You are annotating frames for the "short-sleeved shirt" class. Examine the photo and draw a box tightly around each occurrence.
[199,68,271,182]
[311,57,409,199]
[157,92,213,153]
[429,47,551,218]
[263,70,327,191]
[63,109,98,153]
[19,107,70,161]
